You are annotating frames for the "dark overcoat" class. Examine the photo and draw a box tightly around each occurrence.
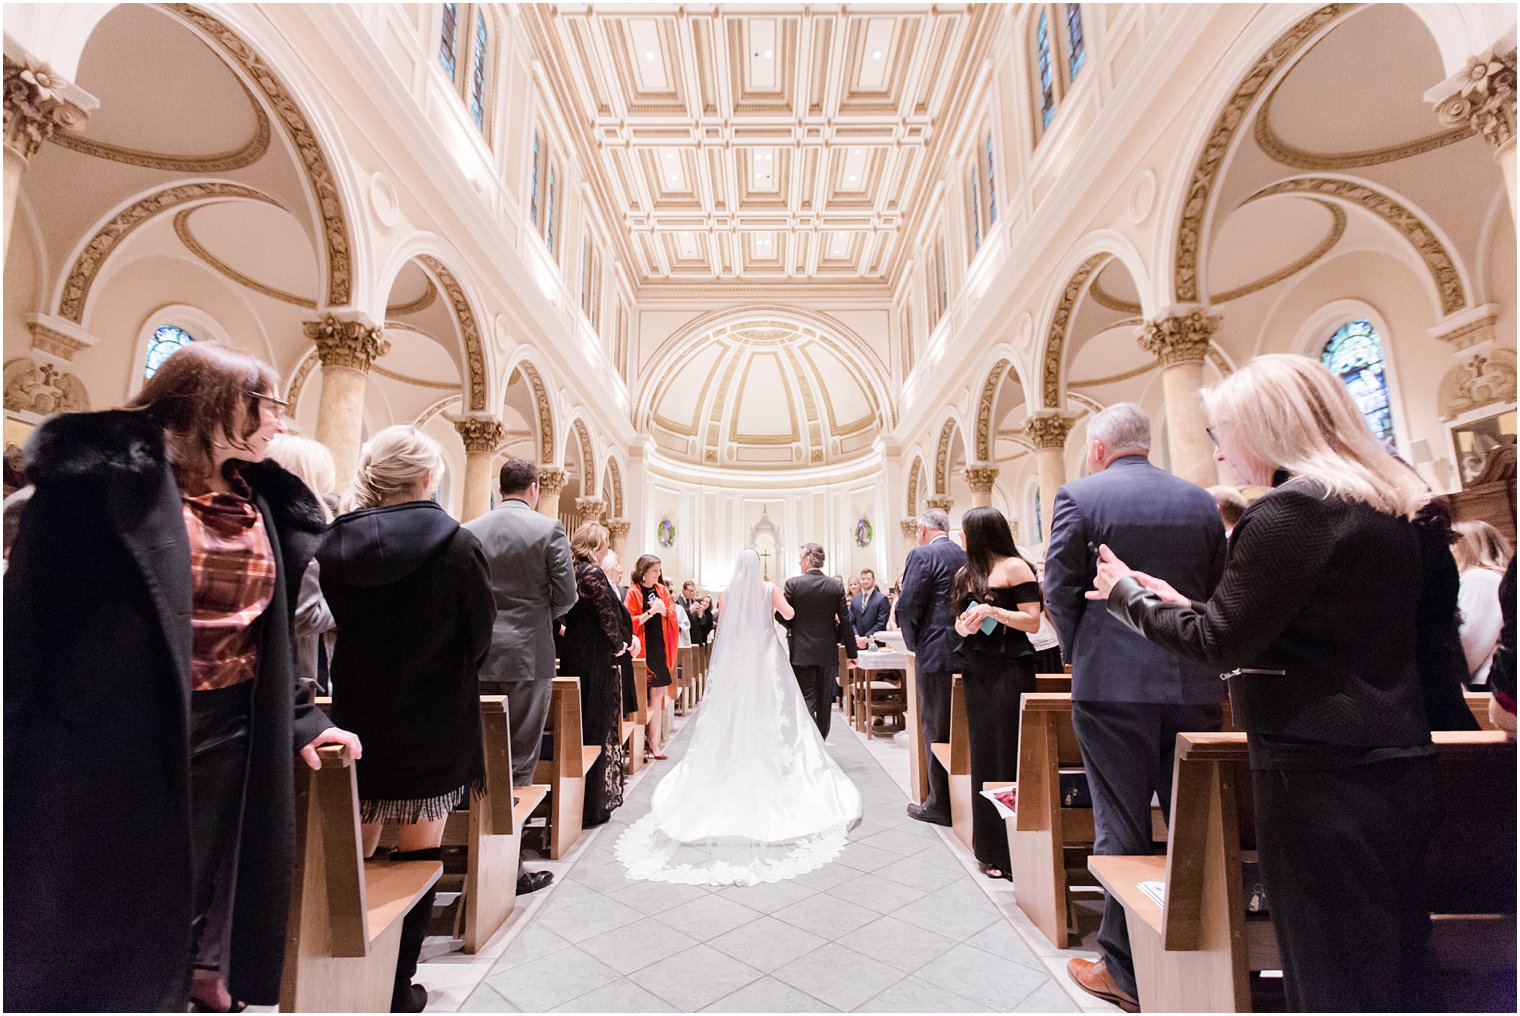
[4,410,330,1011]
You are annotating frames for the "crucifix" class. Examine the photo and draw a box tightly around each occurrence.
[757,546,773,581]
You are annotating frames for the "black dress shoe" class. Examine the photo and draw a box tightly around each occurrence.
[391,983,427,1013]
[516,869,554,895]
[906,803,952,826]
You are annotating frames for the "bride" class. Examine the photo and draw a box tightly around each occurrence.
[615,548,863,886]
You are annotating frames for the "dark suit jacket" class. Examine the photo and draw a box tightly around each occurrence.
[1043,455,1226,704]
[850,589,891,640]
[782,569,859,667]
[896,536,968,674]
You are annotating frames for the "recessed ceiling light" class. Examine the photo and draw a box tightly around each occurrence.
[872,50,883,60]
[848,175,857,182]
[645,51,655,61]
[764,49,773,59]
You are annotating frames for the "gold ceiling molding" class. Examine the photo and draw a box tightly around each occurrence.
[1254,74,1473,170]
[164,3,354,306]
[1173,4,1356,304]
[386,279,437,317]
[51,80,271,171]
[571,418,596,495]
[174,205,315,308]
[934,417,960,494]
[508,361,555,463]
[416,255,487,412]
[1247,176,1466,314]
[1088,277,1142,315]
[59,181,281,323]
[1039,253,1109,408]
[371,364,460,390]
[781,344,825,465]
[414,394,463,430]
[974,359,1014,462]
[907,454,924,517]
[723,352,802,448]
[604,457,624,517]
[1069,360,1158,389]
[284,347,318,407]
[1068,392,1105,415]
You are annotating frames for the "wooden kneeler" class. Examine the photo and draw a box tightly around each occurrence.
[625,660,650,775]
[281,747,442,1012]
[930,674,974,850]
[533,676,601,859]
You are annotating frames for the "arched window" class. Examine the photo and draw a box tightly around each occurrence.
[1321,320,1396,449]
[438,2,459,80]
[1066,4,1086,81]
[1035,11,1056,130]
[145,325,194,379]
[468,11,489,130]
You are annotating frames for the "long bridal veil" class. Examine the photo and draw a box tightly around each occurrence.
[615,548,863,886]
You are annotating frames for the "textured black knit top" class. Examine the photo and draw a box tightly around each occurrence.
[1105,477,1434,770]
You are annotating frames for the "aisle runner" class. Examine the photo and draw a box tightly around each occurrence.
[462,717,1080,1012]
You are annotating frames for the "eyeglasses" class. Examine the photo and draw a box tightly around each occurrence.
[1205,426,1218,446]
[246,390,290,409]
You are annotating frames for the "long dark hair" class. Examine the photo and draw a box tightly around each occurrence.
[125,341,280,490]
[952,506,1026,610]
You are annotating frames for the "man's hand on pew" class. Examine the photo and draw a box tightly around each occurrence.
[300,726,364,770]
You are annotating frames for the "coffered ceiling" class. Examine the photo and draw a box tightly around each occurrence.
[526,4,986,290]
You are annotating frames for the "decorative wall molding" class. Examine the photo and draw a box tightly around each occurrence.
[537,466,567,495]
[571,418,596,495]
[974,359,1014,462]
[417,255,487,412]
[1040,254,1109,407]
[3,357,89,414]
[605,457,624,517]
[1140,307,1220,366]
[53,81,271,171]
[934,417,958,494]
[26,315,96,361]
[1439,349,1516,421]
[453,415,505,453]
[1255,75,1472,170]
[1431,47,1517,154]
[906,455,924,517]
[304,312,389,372]
[174,207,315,308]
[1024,413,1075,451]
[3,53,95,165]
[963,465,998,494]
[414,394,463,430]
[509,361,556,464]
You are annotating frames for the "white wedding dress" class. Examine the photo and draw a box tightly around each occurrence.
[615,549,863,886]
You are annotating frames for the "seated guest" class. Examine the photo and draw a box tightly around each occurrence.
[1206,484,1248,538]
[627,554,679,759]
[319,425,494,1012]
[1452,520,1512,687]
[951,506,1043,881]
[689,593,715,645]
[4,341,357,1013]
[558,523,628,825]
[850,567,891,648]
[1090,353,1445,1012]
[265,434,338,692]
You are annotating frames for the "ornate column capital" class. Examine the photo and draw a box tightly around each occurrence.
[3,55,96,164]
[1139,308,1219,366]
[963,465,999,494]
[452,415,505,454]
[304,313,389,372]
[606,518,630,539]
[900,517,921,538]
[1431,47,1517,154]
[1024,413,1075,451]
[925,493,954,513]
[537,467,567,497]
[575,496,607,521]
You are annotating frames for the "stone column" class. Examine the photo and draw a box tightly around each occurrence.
[963,465,999,509]
[536,467,567,519]
[1025,413,1074,544]
[1429,46,1517,228]
[3,53,96,262]
[305,313,389,492]
[1139,308,1219,488]
[606,518,630,562]
[452,415,504,523]
[575,497,607,524]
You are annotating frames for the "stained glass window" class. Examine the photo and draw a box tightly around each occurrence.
[985,132,997,224]
[545,166,558,255]
[469,12,488,130]
[1036,10,1055,130]
[936,238,949,315]
[1033,485,1043,542]
[1321,320,1396,450]
[529,132,540,226]
[969,169,981,253]
[145,325,194,379]
[439,3,459,80]
[1066,4,1086,81]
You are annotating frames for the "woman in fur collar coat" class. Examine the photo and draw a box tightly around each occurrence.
[3,342,359,1012]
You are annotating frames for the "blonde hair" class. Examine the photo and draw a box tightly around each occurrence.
[1452,520,1512,573]
[1201,354,1428,518]
[266,434,337,522]
[344,425,445,513]
[570,521,609,563]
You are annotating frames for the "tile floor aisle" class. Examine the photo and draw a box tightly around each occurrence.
[453,712,1087,1012]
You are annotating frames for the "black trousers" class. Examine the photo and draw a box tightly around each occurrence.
[917,669,954,817]
[188,684,254,989]
[792,664,834,738]
[1253,756,1437,1012]
[961,658,1036,870]
[1071,699,1222,998]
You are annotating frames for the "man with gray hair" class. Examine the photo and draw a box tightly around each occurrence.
[1043,402,1226,1010]
[782,542,858,736]
[895,506,967,825]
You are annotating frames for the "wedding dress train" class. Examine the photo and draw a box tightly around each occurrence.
[615,549,863,886]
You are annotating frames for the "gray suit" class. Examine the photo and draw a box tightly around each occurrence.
[463,499,577,785]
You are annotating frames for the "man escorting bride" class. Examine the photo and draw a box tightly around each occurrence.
[616,548,863,886]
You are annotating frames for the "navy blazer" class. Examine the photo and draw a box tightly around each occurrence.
[1043,455,1226,704]
[896,535,968,674]
[850,589,891,640]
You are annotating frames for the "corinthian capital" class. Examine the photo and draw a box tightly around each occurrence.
[963,465,999,494]
[575,496,607,521]
[537,467,567,497]
[452,415,505,454]
[901,517,921,538]
[1024,413,1074,451]
[1431,47,1517,153]
[925,493,954,513]
[3,54,95,163]
[1139,308,1219,366]
[606,518,630,539]
[304,313,389,372]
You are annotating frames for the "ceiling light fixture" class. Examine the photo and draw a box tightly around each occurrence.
[872,50,882,60]
[764,49,773,59]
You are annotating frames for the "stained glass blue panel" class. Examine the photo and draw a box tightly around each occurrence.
[469,12,488,129]
[1321,320,1396,449]
[546,166,557,254]
[1034,485,1043,542]
[145,325,194,379]
[439,3,458,79]
[529,133,540,225]
[1066,4,1086,81]
[969,169,981,252]
[1037,11,1055,130]
[986,132,997,224]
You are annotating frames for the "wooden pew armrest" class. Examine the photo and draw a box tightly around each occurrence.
[580,745,602,777]
[1088,855,1166,935]
[512,785,549,835]
[363,860,442,945]
[930,742,952,771]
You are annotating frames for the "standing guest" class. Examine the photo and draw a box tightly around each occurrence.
[896,508,968,826]
[886,579,902,630]
[319,425,493,1012]
[674,580,694,648]
[1206,484,1248,538]
[603,551,640,716]
[782,542,860,736]
[846,574,862,602]
[850,568,892,648]
[463,458,576,897]
[265,434,337,692]
[676,579,698,620]
[1452,520,1512,687]
[1090,355,1453,1012]
[689,594,715,645]
[952,507,1044,881]
[557,523,628,825]
[1044,402,1226,1012]
[627,555,679,760]
[4,341,359,1013]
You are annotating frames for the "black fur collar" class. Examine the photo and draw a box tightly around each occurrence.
[26,409,326,535]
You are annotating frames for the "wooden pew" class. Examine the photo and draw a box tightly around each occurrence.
[533,675,601,859]
[1089,730,1517,1013]
[930,673,975,850]
[281,747,442,1012]
[1034,673,1071,693]
[624,660,650,774]
[1467,689,1500,730]
[677,646,696,714]
[904,651,929,805]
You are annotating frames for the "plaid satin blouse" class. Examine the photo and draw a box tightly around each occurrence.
[181,475,276,691]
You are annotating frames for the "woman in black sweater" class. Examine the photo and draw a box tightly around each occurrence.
[1088,354,1447,1012]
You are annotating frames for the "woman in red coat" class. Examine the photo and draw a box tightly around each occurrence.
[626,554,679,759]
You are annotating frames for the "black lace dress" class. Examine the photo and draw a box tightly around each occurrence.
[556,561,629,826]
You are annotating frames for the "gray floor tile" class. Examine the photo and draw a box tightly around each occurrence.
[549,879,604,903]
[771,941,907,1011]
[629,943,763,1010]
[608,877,712,913]
[702,976,839,1012]
[851,974,993,1012]
[772,894,881,939]
[910,843,970,872]
[535,894,645,944]
[487,945,624,1011]
[846,819,896,842]
[856,824,943,857]
[893,892,1000,941]
[834,914,959,973]
[788,860,861,892]
[458,982,523,1012]
[708,914,831,972]
[568,857,646,895]
[964,920,1050,973]
[1010,977,1082,1012]
[825,872,928,915]
[914,944,1051,1010]
[551,979,677,1012]
[577,918,701,976]
[831,841,903,874]
[715,876,814,914]
[872,854,963,893]
[658,893,764,939]
[491,922,573,972]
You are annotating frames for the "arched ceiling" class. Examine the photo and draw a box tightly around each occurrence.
[645,320,883,469]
